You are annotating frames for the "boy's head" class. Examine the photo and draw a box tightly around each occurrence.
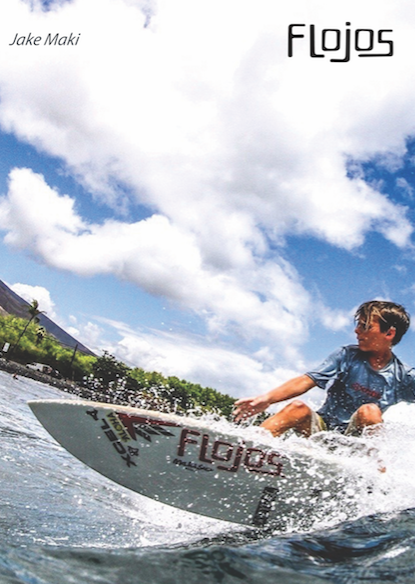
[354,301,410,346]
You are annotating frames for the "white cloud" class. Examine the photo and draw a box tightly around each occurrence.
[0,0,412,252]
[318,305,353,332]
[9,281,57,319]
[92,317,306,398]
[0,167,310,362]
[0,168,84,254]
[67,319,103,352]
[396,177,414,200]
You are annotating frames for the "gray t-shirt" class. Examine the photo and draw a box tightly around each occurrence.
[306,345,415,431]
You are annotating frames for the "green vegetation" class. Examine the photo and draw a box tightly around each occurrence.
[0,311,236,418]
[0,312,95,380]
[9,299,44,358]
[88,351,235,418]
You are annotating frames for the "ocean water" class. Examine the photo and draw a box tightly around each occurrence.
[2,370,415,583]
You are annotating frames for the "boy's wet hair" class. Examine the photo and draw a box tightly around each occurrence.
[355,301,410,345]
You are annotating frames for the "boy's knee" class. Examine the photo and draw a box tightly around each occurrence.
[356,403,382,424]
[260,400,315,437]
[286,400,312,419]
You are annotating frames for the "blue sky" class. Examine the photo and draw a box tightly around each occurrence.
[0,0,415,401]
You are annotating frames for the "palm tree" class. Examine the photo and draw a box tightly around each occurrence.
[9,299,45,357]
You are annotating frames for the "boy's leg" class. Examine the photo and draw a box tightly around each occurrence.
[345,404,386,472]
[345,403,383,436]
[260,400,325,437]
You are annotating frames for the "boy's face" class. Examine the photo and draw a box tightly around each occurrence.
[354,315,396,353]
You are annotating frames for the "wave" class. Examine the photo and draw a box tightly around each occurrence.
[2,370,415,583]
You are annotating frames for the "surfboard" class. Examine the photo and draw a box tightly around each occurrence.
[28,399,355,528]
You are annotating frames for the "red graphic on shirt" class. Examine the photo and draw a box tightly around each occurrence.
[351,382,381,400]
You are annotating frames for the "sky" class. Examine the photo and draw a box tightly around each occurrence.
[0,0,415,404]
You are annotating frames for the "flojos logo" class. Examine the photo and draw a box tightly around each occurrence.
[288,23,394,62]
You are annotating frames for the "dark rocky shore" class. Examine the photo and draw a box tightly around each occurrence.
[0,357,103,401]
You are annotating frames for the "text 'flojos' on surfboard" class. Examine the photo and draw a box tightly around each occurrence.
[86,407,285,477]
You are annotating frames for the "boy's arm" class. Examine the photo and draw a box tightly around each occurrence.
[233,374,316,422]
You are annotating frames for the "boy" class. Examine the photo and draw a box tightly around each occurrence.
[234,301,415,437]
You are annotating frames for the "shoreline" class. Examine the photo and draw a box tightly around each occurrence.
[0,357,104,402]
[0,357,178,412]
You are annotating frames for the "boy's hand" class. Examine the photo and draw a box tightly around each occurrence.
[233,395,270,422]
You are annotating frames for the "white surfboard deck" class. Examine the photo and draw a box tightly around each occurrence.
[29,399,355,528]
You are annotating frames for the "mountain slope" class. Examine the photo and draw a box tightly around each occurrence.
[0,279,96,357]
